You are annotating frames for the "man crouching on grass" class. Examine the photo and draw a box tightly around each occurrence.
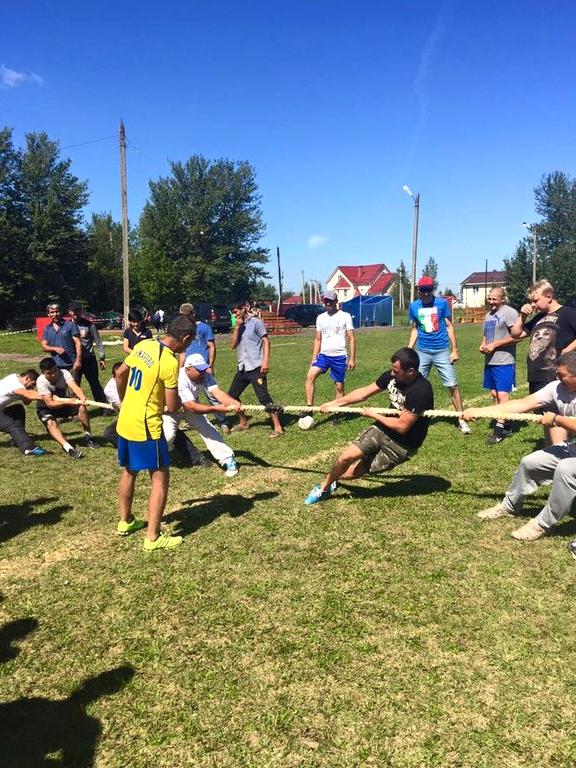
[304,347,434,504]
[463,351,576,543]
[115,314,195,552]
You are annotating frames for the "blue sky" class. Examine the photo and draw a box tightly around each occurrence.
[2,0,575,295]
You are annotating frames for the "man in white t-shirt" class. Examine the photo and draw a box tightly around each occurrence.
[36,357,97,459]
[303,290,356,418]
[0,369,46,456]
[463,351,576,542]
[162,353,244,477]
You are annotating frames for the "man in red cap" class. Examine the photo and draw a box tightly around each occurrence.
[407,276,470,433]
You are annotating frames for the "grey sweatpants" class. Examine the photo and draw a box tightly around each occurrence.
[502,442,576,530]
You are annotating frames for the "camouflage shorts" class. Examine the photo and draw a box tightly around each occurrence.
[352,425,412,474]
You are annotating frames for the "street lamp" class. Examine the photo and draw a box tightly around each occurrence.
[403,185,420,303]
[522,222,537,284]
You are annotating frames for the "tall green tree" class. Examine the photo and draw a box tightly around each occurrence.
[20,132,89,307]
[391,260,410,309]
[85,212,124,309]
[420,256,439,290]
[505,171,576,305]
[0,129,89,321]
[503,241,532,309]
[135,155,270,307]
[0,129,25,316]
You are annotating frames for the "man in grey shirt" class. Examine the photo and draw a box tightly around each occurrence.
[479,287,520,444]
[227,303,284,436]
[463,351,576,542]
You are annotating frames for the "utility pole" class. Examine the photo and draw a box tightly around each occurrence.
[276,246,283,314]
[119,121,130,325]
[409,193,420,303]
[302,270,306,304]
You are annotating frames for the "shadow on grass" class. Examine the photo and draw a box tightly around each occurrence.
[337,473,451,499]
[0,496,71,545]
[166,490,279,536]
[0,611,38,663]
[0,664,135,768]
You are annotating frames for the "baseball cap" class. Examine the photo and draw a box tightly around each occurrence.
[417,276,434,289]
[184,353,210,371]
[179,303,195,315]
[322,290,338,302]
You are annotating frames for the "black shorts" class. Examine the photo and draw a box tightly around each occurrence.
[352,425,412,474]
[37,404,78,425]
[228,367,273,406]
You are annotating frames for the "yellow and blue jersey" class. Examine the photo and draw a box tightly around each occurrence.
[117,339,178,441]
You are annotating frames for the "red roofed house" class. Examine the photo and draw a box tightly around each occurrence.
[326,264,396,303]
[460,270,506,308]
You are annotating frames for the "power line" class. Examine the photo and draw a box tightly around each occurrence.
[60,134,116,150]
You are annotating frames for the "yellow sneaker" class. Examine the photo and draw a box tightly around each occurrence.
[117,518,146,536]
[143,532,183,552]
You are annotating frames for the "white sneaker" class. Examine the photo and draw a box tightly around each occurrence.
[458,419,472,434]
[222,458,238,477]
[477,503,513,520]
[511,518,546,541]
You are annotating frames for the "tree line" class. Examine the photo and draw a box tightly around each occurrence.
[0,128,274,323]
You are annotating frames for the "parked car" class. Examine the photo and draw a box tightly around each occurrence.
[283,304,324,327]
[194,303,232,333]
[101,310,124,329]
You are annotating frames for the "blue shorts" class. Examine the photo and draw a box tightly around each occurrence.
[483,364,515,393]
[417,347,458,388]
[311,353,347,384]
[117,435,170,472]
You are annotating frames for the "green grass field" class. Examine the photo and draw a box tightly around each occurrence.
[1,324,576,767]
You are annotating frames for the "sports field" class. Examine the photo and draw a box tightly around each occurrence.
[1,325,576,767]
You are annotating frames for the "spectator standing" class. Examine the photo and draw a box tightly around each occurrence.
[303,290,356,421]
[41,303,81,374]
[407,276,470,434]
[510,280,576,444]
[122,309,152,355]
[67,302,107,404]
[479,287,520,444]
[0,369,46,456]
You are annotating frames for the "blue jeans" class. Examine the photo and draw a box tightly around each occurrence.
[417,347,458,388]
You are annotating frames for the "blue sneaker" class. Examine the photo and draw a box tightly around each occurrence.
[222,458,238,477]
[304,483,334,505]
[24,446,47,457]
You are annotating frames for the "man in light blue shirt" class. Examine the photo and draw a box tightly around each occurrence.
[227,303,284,437]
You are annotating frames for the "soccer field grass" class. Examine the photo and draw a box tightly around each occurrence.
[1,325,576,767]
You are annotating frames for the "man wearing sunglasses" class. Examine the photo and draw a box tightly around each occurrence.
[408,276,470,433]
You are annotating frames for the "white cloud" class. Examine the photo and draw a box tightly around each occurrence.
[0,64,44,88]
[307,235,328,249]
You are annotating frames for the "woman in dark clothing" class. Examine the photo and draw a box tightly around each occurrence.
[122,309,152,355]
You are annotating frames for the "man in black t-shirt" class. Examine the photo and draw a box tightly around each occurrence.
[304,347,434,504]
[511,280,576,393]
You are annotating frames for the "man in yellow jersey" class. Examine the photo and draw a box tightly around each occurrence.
[115,314,196,551]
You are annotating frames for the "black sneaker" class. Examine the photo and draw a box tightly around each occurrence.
[568,542,576,561]
[486,428,509,445]
[84,435,98,450]
[64,446,83,460]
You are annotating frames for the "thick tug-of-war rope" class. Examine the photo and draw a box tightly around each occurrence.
[53,397,543,422]
[237,403,544,423]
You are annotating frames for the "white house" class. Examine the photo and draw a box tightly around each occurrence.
[460,270,506,308]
